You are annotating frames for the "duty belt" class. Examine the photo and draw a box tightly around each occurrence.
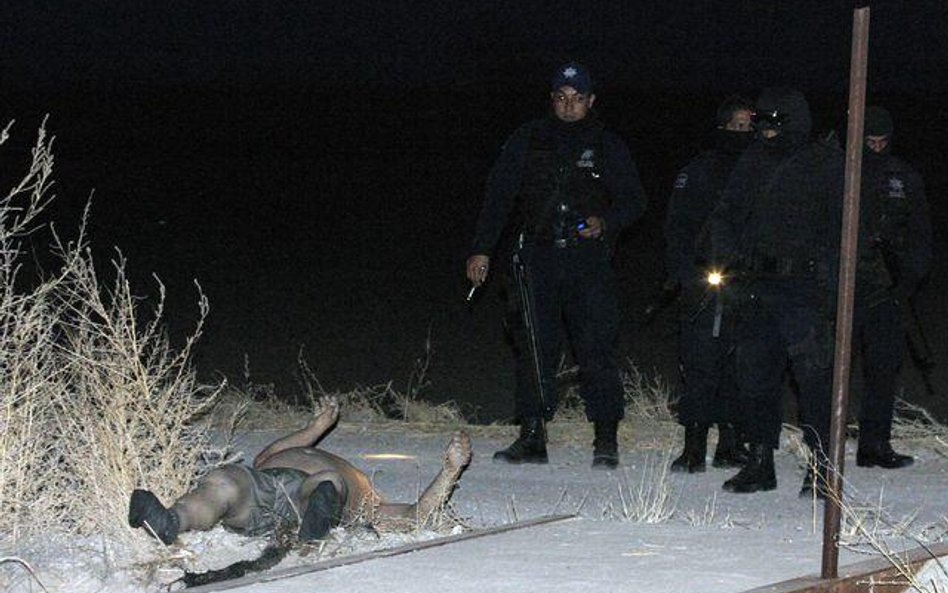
[521,233,583,249]
[743,255,825,277]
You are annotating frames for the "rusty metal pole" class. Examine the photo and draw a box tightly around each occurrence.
[821,4,870,579]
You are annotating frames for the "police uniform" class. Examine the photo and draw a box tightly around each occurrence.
[470,73,646,466]
[664,129,750,472]
[852,119,932,467]
[711,87,844,495]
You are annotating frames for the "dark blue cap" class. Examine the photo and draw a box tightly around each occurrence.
[864,106,894,137]
[551,62,593,94]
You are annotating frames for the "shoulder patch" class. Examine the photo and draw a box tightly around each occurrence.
[887,176,906,199]
[576,148,596,168]
[674,172,689,189]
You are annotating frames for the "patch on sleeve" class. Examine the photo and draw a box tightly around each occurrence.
[887,176,906,199]
[674,172,689,189]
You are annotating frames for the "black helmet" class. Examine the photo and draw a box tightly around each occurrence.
[754,87,812,136]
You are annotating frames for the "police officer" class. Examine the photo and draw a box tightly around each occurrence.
[664,95,755,473]
[852,105,932,469]
[711,87,844,496]
[466,62,646,468]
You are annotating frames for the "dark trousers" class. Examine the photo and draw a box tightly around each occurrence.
[676,288,741,428]
[853,294,903,445]
[734,279,833,455]
[505,241,623,424]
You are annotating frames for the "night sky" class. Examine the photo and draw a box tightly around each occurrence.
[3,2,947,418]
[5,2,948,92]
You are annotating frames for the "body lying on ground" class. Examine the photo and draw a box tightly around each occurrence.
[128,396,472,545]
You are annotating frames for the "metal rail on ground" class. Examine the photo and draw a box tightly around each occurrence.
[186,513,578,592]
[740,542,948,593]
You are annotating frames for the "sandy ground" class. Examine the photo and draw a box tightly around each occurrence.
[2,420,946,593]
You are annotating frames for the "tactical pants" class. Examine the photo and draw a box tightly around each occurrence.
[853,294,903,445]
[734,279,833,454]
[676,287,741,428]
[505,241,623,424]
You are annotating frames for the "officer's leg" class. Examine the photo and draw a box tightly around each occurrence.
[670,302,718,472]
[857,298,913,468]
[530,247,564,419]
[711,324,749,468]
[562,245,622,468]
[493,247,557,463]
[722,290,782,493]
[786,301,834,498]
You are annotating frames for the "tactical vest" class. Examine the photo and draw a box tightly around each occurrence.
[857,156,915,287]
[862,157,914,252]
[517,120,610,242]
[741,143,840,280]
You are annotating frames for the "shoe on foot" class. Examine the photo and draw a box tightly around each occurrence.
[711,423,749,469]
[722,444,776,493]
[128,489,180,545]
[300,481,343,541]
[856,441,914,469]
[493,418,548,464]
[591,419,620,469]
[670,424,708,473]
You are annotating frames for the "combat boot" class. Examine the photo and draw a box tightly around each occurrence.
[856,441,914,469]
[670,423,709,473]
[128,489,180,545]
[493,417,548,464]
[712,423,749,468]
[592,419,620,469]
[722,444,776,493]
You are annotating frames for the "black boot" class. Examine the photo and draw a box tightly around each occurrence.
[722,444,776,493]
[670,424,709,473]
[493,418,548,464]
[592,419,620,469]
[856,441,914,469]
[712,423,749,468]
[128,489,180,545]
[300,480,344,541]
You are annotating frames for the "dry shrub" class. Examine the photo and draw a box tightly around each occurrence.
[0,119,220,546]
[621,361,675,424]
[0,120,69,542]
[52,247,221,538]
[823,473,948,593]
[893,399,948,458]
[603,450,678,523]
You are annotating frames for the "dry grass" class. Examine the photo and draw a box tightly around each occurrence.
[825,476,948,593]
[603,450,678,523]
[893,399,948,459]
[0,119,222,552]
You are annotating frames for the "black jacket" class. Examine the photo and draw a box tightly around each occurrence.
[711,135,845,281]
[857,151,932,292]
[470,114,646,257]
[664,135,747,284]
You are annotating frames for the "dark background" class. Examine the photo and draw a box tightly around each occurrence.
[2,2,947,423]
